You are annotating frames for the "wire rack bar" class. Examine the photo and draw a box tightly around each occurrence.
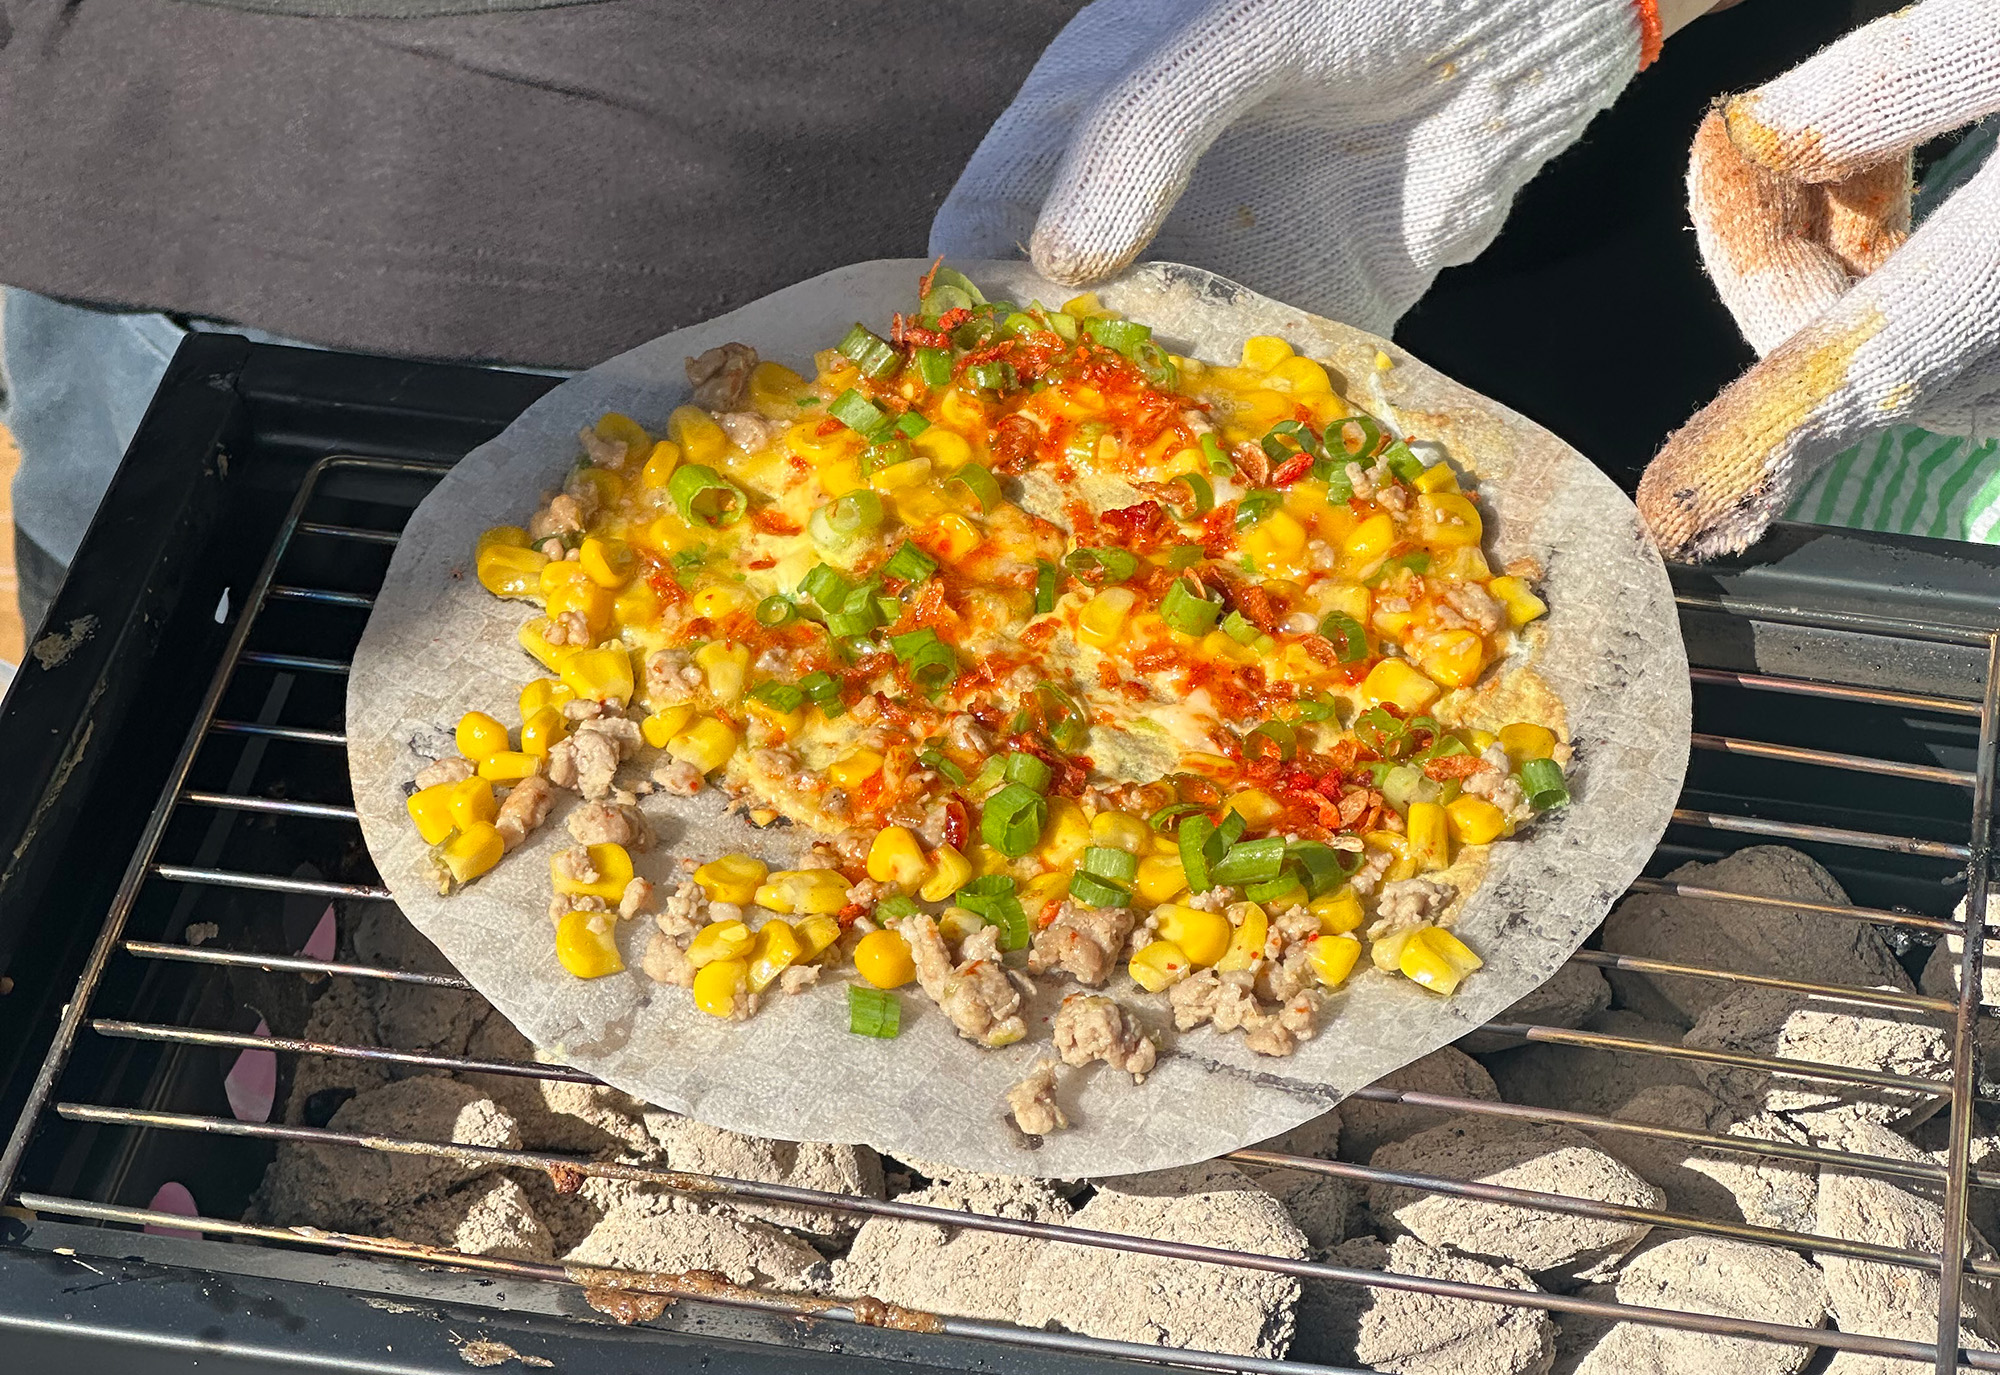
[88,1022,600,1083]
[1562,948,1957,1014]
[1687,665,1984,715]
[1621,877,1965,935]
[208,720,347,747]
[1673,593,1995,647]
[149,864,391,901]
[1670,809,1971,860]
[1689,732,1975,787]
[178,791,359,821]
[236,651,350,675]
[296,521,401,546]
[266,585,375,609]
[119,941,473,989]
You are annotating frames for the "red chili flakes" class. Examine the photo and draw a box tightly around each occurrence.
[988,414,1040,474]
[942,797,970,850]
[745,556,777,571]
[750,508,802,536]
[1019,620,1058,651]
[1271,453,1314,487]
[1098,500,1170,553]
[815,417,845,436]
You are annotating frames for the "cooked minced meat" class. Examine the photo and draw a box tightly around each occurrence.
[1053,995,1157,1081]
[567,800,652,850]
[901,914,1026,1048]
[1028,902,1137,987]
[685,342,758,410]
[413,756,475,790]
[493,775,553,852]
[1005,1058,1069,1136]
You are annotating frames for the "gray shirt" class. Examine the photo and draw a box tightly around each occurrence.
[0,0,1084,368]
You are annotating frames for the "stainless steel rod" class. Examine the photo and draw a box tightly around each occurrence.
[88,1022,598,1082]
[1622,877,1965,935]
[150,864,392,900]
[237,651,350,675]
[208,719,347,747]
[1670,809,1972,860]
[1689,732,1974,787]
[120,941,473,989]
[178,791,358,821]
[1687,666,1983,717]
[1564,949,1957,1014]
[296,520,401,546]
[267,585,375,609]
[1480,1022,1957,1098]
[1673,593,1994,647]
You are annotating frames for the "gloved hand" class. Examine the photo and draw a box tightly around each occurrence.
[930,0,1667,338]
[1638,0,2000,562]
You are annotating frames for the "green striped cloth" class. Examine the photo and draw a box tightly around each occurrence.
[1781,120,1998,541]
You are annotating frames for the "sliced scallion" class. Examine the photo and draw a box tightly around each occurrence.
[798,669,845,718]
[1160,575,1223,636]
[799,564,850,611]
[1169,472,1214,519]
[1068,872,1130,908]
[1082,316,1150,353]
[848,985,902,1038]
[981,783,1048,858]
[1165,545,1206,570]
[1064,547,1139,585]
[1200,433,1233,476]
[917,748,967,786]
[1080,845,1138,884]
[1520,758,1570,809]
[668,465,748,529]
[1334,414,1383,459]
[883,541,938,584]
[755,595,798,627]
[1261,419,1324,466]
[1178,814,1216,893]
[1211,836,1286,885]
[748,681,806,713]
[1245,720,1296,761]
[1318,612,1370,663]
[1004,753,1054,794]
[1235,489,1281,531]
[829,388,892,440]
[913,347,952,391]
[1222,611,1261,645]
[1134,339,1178,391]
[1379,441,1424,481]
[890,627,958,694]
[947,462,1002,512]
[1033,560,1060,615]
[964,360,1018,393]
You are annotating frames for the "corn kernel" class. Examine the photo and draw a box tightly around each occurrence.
[746,920,804,992]
[641,704,697,749]
[456,711,510,761]
[1343,512,1396,563]
[1242,509,1308,569]
[1021,870,1072,920]
[829,747,885,789]
[1465,728,1497,754]
[1412,462,1459,494]
[921,843,973,902]
[1077,586,1137,649]
[1134,854,1190,907]
[786,420,861,465]
[1309,934,1363,988]
[1401,926,1483,995]
[694,853,769,905]
[1371,927,1415,972]
[1365,830,1417,884]
[1303,890,1360,939]
[1417,629,1486,690]
[746,361,806,414]
[1215,903,1269,972]
[937,907,987,946]
[476,543,549,597]
[519,677,575,720]
[1498,722,1557,766]
[1432,546,1492,581]
[869,454,934,492]
[545,577,616,637]
[447,776,497,830]
[689,585,748,619]
[1269,355,1334,394]
[639,439,682,489]
[1446,795,1508,846]
[440,823,504,886]
[560,646,636,707]
[668,405,728,465]
[753,869,848,916]
[1488,576,1548,629]
[478,524,531,553]
[477,751,540,783]
[591,412,651,469]
[1240,335,1294,371]
[912,427,972,470]
[935,386,988,432]
[1225,789,1285,828]
[692,958,749,1017]
[1061,292,1105,317]
[540,558,592,594]
[744,695,805,738]
[521,707,568,758]
[1090,811,1151,855]
[855,929,917,989]
[971,843,1012,877]
[927,512,982,564]
[867,826,935,889]
[551,842,634,902]
[688,919,754,968]
[555,909,624,979]
[1037,797,1091,870]
[693,642,750,704]
[1154,904,1233,966]
[1406,801,1451,872]
[1417,492,1483,546]
[578,537,633,589]
[893,483,951,526]
[1129,939,1193,992]
[406,782,457,844]
[668,716,739,774]
[796,914,842,960]
[1360,658,1443,713]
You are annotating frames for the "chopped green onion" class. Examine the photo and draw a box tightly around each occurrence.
[913,346,953,390]
[800,564,850,611]
[668,464,748,529]
[1352,705,1407,756]
[1167,473,1215,523]
[967,755,1007,798]
[894,412,930,439]
[922,284,975,317]
[989,902,1031,950]
[1520,758,1570,810]
[1222,611,1261,645]
[1286,841,1360,897]
[1200,433,1233,476]
[1149,800,1210,831]
[860,435,913,475]
[1235,489,1280,531]
[829,388,893,440]
[798,669,845,718]
[1165,545,1206,570]
[1289,695,1337,722]
[1244,875,1305,904]
[1364,551,1433,587]
[1421,733,1472,762]
[917,748,967,785]
[1318,612,1370,663]
[964,360,1018,393]
[1032,682,1091,754]
[890,627,958,694]
[748,681,805,713]
[1045,310,1080,342]
[1211,836,1286,886]
[982,783,1048,858]
[1379,441,1424,481]
[848,985,902,1038]
[1216,810,1248,848]
[957,877,1030,949]
[1313,458,1356,502]
[1133,339,1178,391]
[1160,575,1223,636]
[1064,547,1140,585]
[1178,814,1216,893]
[1080,845,1139,884]
[826,609,877,639]
[883,541,938,584]
[947,462,1003,512]
[1082,316,1151,353]
[1004,753,1055,794]
[755,595,798,627]
[1333,414,1383,458]
[875,894,920,922]
[1001,310,1048,339]
[1261,420,1324,467]
[1381,764,1441,814]
[1034,560,1060,615]
[811,489,886,551]
[1245,720,1296,761]
[836,323,900,379]
[926,267,987,307]
[1068,872,1131,908]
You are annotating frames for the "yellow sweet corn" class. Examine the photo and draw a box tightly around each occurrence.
[796,914,842,960]
[1090,811,1151,855]
[440,823,504,886]
[1400,926,1483,995]
[921,843,973,902]
[1215,903,1269,972]
[1061,292,1106,317]
[1359,658,1442,714]
[692,959,749,1017]
[1077,586,1137,649]
[560,646,636,707]
[1318,581,1372,627]
[829,747,885,789]
[1241,509,1308,569]
[478,524,531,553]
[893,483,951,526]
[694,853,769,905]
[744,694,804,738]
[937,907,988,946]
[1021,869,1072,920]
[854,929,917,989]
[544,578,615,638]
[746,361,806,414]
[688,585,748,620]
[1498,722,1556,766]
[476,751,540,783]
[935,386,988,432]
[551,842,633,902]
[1225,789,1285,828]
[1464,727,1498,754]
[1417,629,1485,690]
[406,783,457,845]
[639,439,682,489]
[691,642,749,704]
[971,842,1012,876]
[476,543,549,597]
[1037,797,1091,870]
[541,557,593,594]
[1365,830,1418,884]
[555,910,624,979]
[1406,802,1451,872]
[867,826,934,889]
[752,868,848,916]
[1240,335,1294,371]
[1432,546,1491,581]
[1309,934,1362,988]
[578,537,633,589]
[447,776,497,830]
[746,920,804,993]
[593,412,652,467]
[927,512,982,563]
[641,704,697,749]
[1129,940,1193,992]
[868,454,934,492]
[1269,355,1334,395]
[1343,512,1397,563]
[687,919,754,968]
[1446,795,1507,846]
[519,677,574,722]
[668,405,728,465]
[1300,892,1355,941]
[1411,462,1460,494]
[1134,854,1190,906]
[1417,492,1483,546]
[1370,927,1415,972]
[667,716,739,774]
[520,707,568,758]
[912,427,972,470]
[1154,904,1233,966]
[456,711,510,761]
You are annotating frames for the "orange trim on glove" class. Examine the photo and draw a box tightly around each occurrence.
[1633,0,1662,70]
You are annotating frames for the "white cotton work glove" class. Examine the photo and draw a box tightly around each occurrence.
[930,0,1667,338]
[1639,0,2000,562]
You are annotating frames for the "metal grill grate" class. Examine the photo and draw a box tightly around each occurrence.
[5,452,1998,1375]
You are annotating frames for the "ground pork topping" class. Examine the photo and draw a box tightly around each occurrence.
[493,775,554,852]
[1005,1058,1069,1136]
[413,756,475,790]
[1369,878,1454,940]
[1053,995,1157,1081]
[900,914,1026,1048]
[1027,902,1137,987]
[685,342,758,410]
[567,800,652,850]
